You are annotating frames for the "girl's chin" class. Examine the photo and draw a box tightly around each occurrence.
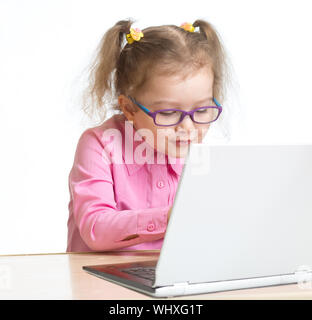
[167,147,189,159]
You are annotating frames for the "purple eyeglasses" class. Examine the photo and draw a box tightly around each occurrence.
[128,96,222,127]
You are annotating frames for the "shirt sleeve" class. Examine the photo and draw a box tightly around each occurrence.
[69,128,170,251]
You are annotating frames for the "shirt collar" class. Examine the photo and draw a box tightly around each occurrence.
[117,115,185,176]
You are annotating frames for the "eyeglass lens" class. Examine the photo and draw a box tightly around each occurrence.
[155,107,219,126]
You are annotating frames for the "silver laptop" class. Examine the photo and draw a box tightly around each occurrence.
[83,143,312,297]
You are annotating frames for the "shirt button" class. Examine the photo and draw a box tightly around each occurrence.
[147,223,155,232]
[157,180,165,189]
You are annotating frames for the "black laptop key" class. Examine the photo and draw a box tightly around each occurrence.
[121,267,156,281]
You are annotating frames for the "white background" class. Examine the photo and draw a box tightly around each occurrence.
[0,0,311,254]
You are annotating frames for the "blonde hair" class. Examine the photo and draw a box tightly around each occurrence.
[81,19,232,129]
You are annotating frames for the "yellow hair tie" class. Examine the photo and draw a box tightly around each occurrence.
[180,22,195,32]
[126,27,144,44]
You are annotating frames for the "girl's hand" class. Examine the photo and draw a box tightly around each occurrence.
[121,234,139,241]
[167,206,173,223]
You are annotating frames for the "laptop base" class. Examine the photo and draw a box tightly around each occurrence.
[83,262,300,298]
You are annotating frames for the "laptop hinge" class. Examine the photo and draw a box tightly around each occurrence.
[171,282,189,296]
[173,282,189,288]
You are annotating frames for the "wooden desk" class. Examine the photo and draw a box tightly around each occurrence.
[0,251,312,299]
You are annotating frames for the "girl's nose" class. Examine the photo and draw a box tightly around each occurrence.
[176,114,196,134]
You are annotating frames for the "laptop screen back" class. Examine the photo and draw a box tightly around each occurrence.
[154,144,312,287]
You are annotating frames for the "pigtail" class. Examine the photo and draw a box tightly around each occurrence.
[193,19,229,104]
[193,20,220,46]
[82,19,134,124]
[193,19,234,140]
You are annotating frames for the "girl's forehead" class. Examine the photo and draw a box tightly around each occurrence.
[138,68,214,105]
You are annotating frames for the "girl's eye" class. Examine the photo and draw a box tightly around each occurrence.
[159,111,177,116]
[195,108,208,113]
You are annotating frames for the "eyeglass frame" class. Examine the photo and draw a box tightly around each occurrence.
[128,96,223,127]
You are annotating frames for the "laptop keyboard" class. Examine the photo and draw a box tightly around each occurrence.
[121,267,156,281]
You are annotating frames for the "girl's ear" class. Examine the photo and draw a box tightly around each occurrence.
[118,94,136,121]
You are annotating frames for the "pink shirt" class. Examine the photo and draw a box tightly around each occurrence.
[66,113,185,252]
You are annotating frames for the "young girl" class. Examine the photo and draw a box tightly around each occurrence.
[66,19,230,252]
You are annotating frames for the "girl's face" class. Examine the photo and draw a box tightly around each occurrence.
[119,67,214,159]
